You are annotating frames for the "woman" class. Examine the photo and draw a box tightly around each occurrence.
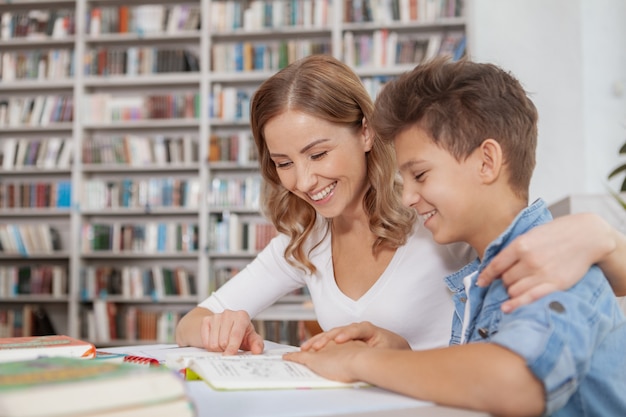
[176,55,626,354]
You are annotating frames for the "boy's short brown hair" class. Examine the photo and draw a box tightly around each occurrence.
[372,58,538,201]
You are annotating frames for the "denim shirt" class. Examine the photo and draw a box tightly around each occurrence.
[445,199,626,416]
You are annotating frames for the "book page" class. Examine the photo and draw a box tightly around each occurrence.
[158,341,365,391]
[102,341,299,367]
[164,341,299,369]
[187,355,366,390]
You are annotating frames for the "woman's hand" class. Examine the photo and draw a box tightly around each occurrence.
[199,309,264,355]
[478,212,626,312]
[300,321,411,352]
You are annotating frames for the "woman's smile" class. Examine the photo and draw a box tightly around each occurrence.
[309,181,337,202]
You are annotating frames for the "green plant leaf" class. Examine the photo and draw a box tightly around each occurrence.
[607,162,626,179]
[620,142,626,154]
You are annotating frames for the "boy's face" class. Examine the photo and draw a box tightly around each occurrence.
[394,125,483,246]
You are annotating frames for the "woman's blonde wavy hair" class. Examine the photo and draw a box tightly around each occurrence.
[250,54,416,273]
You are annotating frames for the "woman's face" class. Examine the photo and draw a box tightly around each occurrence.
[263,110,373,219]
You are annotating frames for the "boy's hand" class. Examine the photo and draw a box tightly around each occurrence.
[284,340,366,383]
[300,321,411,352]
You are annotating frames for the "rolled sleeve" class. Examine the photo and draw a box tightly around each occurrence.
[490,294,595,415]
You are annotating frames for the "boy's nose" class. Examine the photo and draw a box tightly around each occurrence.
[402,186,421,208]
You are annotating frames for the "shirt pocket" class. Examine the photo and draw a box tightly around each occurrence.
[471,301,505,342]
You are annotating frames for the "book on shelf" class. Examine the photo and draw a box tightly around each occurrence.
[13,138,29,168]
[0,305,59,338]
[82,222,199,253]
[0,224,62,255]
[30,306,58,336]
[84,46,199,76]
[82,177,200,210]
[2,266,67,298]
[87,4,200,36]
[165,344,368,391]
[3,136,67,170]
[255,319,311,347]
[81,265,196,299]
[0,356,195,417]
[34,139,49,167]
[0,181,71,209]
[88,300,183,344]
[0,334,96,363]
[56,137,73,168]
[1,138,18,169]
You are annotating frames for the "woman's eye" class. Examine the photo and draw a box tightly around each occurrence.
[310,151,327,161]
[275,161,292,169]
[414,172,426,182]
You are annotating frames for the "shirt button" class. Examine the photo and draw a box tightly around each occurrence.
[549,301,565,313]
[478,328,489,338]
[459,297,467,303]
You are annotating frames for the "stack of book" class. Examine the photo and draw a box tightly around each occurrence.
[0,357,195,417]
[0,334,96,362]
[0,335,195,416]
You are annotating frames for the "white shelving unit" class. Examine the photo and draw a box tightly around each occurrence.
[0,0,466,345]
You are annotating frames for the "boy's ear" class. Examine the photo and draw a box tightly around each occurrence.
[478,139,503,184]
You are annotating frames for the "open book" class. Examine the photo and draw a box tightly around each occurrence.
[166,342,368,391]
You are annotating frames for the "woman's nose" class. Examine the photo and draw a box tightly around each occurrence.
[295,161,316,192]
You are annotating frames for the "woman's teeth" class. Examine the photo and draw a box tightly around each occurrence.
[311,182,336,201]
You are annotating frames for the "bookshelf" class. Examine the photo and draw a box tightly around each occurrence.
[0,0,466,345]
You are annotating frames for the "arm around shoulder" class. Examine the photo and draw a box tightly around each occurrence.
[597,220,626,296]
[477,212,626,311]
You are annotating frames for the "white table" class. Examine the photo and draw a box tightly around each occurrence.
[103,343,489,417]
[185,379,489,417]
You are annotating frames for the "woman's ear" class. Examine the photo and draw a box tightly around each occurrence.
[478,138,503,184]
[361,117,374,152]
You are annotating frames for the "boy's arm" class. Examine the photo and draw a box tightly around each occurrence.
[285,342,544,417]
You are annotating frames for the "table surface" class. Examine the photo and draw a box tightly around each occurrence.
[185,380,490,417]
[187,381,487,417]
[104,343,490,417]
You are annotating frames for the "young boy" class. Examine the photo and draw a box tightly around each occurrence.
[284,58,626,416]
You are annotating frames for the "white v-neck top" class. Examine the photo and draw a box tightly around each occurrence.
[199,219,471,350]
